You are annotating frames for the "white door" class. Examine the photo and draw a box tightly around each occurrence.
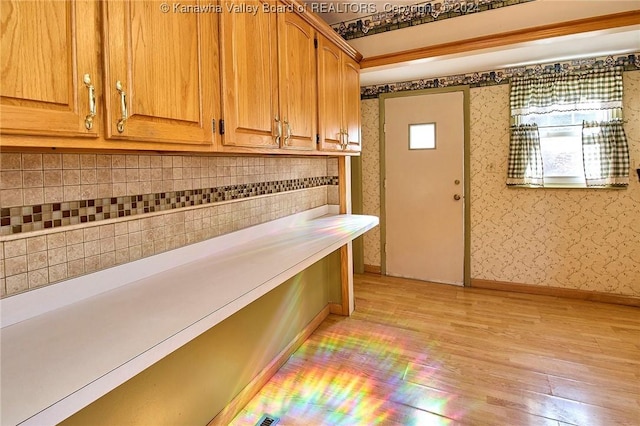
[384,91,465,285]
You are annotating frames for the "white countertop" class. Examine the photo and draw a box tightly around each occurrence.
[0,206,378,425]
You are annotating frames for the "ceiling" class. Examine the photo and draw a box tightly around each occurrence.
[304,1,640,87]
[359,25,640,86]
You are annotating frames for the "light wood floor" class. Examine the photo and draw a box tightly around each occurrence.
[231,273,640,425]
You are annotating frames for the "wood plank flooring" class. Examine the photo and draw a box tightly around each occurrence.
[230,274,640,425]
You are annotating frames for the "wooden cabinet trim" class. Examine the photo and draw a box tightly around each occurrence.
[361,10,640,69]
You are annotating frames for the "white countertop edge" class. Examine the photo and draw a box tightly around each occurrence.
[19,212,376,426]
[1,205,340,327]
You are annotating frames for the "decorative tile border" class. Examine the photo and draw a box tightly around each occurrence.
[0,177,339,236]
[331,0,534,40]
[361,53,640,99]
[0,187,332,297]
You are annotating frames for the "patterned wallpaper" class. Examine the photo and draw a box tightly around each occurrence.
[360,71,640,297]
[360,99,381,267]
[470,72,639,297]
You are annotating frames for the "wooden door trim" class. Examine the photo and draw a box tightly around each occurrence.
[361,11,640,69]
[379,87,471,286]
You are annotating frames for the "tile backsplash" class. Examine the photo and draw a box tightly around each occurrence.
[1,176,336,235]
[0,153,339,297]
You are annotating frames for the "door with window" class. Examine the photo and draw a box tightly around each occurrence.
[384,91,465,285]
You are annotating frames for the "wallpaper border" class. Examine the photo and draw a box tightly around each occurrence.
[331,0,534,40]
[361,53,640,99]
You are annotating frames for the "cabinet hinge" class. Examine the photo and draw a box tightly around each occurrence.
[314,38,318,49]
[316,134,320,144]
[219,119,225,135]
[383,123,387,133]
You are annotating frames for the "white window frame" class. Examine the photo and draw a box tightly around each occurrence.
[518,107,617,188]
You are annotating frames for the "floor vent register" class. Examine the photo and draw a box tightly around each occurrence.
[256,414,280,426]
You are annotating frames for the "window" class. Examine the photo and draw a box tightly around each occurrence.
[507,69,630,188]
[409,123,436,150]
[518,108,615,187]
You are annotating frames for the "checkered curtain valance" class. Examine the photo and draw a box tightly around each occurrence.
[508,68,629,187]
[510,69,623,116]
[582,120,630,187]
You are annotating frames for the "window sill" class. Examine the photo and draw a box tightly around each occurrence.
[508,184,627,190]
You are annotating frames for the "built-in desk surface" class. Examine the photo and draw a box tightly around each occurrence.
[1,206,378,425]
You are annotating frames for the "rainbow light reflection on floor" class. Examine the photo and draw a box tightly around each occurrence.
[231,316,463,425]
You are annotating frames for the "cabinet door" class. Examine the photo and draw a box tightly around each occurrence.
[220,0,279,149]
[102,0,218,146]
[277,11,316,151]
[317,37,343,152]
[343,56,361,152]
[1,0,99,137]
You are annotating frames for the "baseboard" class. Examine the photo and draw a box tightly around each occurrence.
[363,264,381,274]
[207,304,331,425]
[470,279,640,308]
[329,302,345,315]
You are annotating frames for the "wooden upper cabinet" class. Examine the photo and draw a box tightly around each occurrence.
[277,11,317,151]
[219,1,317,152]
[0,0,100,138]
[1,0,358,154]
[219,0,279,149]
[317,37,343,151]
[317,36,361,153]
[342,56,361,152]
[102,0,219,146]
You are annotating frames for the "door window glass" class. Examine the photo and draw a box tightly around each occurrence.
[409,123,436,150]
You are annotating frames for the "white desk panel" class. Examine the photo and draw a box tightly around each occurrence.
[1,207,378,425]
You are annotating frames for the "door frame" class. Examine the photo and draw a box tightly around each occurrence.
[379,86,471,286]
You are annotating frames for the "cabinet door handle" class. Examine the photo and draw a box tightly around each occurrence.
[340,130,347,150]
[284,120,292,146]
[274,115,282,145]
[343,130,349,150]
[83,74,96,130]
[115,80,128,133]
